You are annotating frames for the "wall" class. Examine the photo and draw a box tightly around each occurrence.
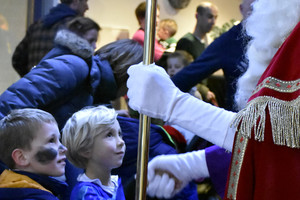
[0,1,27,93]
[85,0,242,48]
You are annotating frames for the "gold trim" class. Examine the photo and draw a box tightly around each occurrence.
[232,96,300,148]
[226,133,248,199]
[252,77,300,95]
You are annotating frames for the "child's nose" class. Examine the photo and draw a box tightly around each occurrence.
[59,144,67,153]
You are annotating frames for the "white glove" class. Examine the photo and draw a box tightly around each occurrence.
[147,150,208,198]
[127,63,237,151]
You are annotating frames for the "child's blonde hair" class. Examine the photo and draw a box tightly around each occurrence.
[62,105,117,169]
[159,19,178,37]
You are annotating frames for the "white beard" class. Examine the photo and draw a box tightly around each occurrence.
[234,0,300,110]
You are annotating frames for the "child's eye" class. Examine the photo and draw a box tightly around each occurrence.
[119,131,123,138]
[106,132,113,137]
[48,137,56,143]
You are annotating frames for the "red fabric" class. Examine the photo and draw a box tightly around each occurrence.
[225,21,300,199]
[163,125,187,145]
[225,111,300,200]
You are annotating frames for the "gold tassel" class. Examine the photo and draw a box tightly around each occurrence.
[231,96,300,148]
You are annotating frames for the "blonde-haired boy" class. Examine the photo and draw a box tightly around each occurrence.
[62,105,126,199]
[158,18,178,52]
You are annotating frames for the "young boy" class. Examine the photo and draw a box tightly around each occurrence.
[0,108,68,200]
[157,18,178,53]
[62,105,126,199]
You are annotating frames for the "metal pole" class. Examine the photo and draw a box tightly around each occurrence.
[135,0,157,199]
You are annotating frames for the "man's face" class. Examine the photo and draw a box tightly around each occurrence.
[240,0,255,19]
[197,6,218,34]
[76,0,89,16]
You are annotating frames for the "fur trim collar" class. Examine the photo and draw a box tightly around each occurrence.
[54,29,94,58]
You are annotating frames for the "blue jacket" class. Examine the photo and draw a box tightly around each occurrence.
[71,179,125,200]
[42,3,78,28]
[0,30,117,130]
[172,23,250,111]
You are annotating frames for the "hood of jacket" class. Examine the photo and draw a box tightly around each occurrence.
[93,57,118,104]
[54,29,94,59]
[43,3,78,28]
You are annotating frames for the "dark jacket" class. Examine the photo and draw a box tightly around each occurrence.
[0,30,116,130]
[12,3,78,77]
[114,116,199,200]
[0,161,67,200]
[172,23,250,111]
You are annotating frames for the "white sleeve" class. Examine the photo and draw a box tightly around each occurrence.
[127,63,237,151]
[166,93,237,151]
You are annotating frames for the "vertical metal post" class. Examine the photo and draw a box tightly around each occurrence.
[135,0,157,199]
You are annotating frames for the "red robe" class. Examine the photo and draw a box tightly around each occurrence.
[224,21,300,199]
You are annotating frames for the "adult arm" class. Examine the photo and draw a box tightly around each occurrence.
[127,63,236,151]
[172,24,243,92]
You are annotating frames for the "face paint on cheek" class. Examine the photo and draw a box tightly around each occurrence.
[35,147,58,164]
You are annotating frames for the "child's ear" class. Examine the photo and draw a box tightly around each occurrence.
[12,149,30,167]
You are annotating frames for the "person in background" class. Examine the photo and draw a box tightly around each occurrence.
[172,0,253,112]
[176,2,218,60]
[62,106,126,199]
[12,0,89,77]
[132,1,165,62]
[157,18,178,53]
[0,108,67,200]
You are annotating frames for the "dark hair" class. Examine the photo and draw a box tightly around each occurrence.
[61,0,73,5]
[135,1,160,21]
[0,109,57,168]
[66,17,101,37]
[95,39,143,88]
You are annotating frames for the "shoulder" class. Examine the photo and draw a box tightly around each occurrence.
[71,182,104,199]
[179,33,195,41]
[38,54,90,78]
[132,29,145,44]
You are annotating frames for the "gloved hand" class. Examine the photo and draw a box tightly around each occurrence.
[127,62,185,122]
[127,63,237,151]
[147,150,208,199]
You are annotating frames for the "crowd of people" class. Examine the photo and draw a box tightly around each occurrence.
[0,0,299,199]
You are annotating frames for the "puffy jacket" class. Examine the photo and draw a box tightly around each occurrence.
[0,30,117,129]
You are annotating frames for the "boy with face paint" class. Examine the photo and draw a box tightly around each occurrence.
[62,105,126,200]
[0,108,68,200]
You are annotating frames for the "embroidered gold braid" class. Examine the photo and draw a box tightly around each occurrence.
[227,77,300,199]
[252,77,300,95]
[226,133,248,199]
[232,77,300,148]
